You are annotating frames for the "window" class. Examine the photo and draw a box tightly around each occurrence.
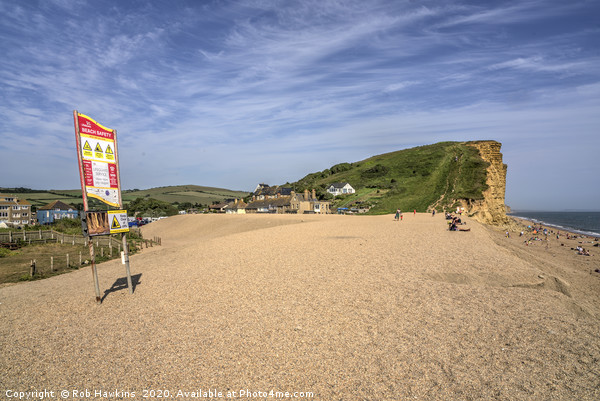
[0,212,7,217]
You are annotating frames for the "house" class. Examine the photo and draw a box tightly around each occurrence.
[0,194,34,226]
[225,199,247,214]
[209,202,229,213]
[327,182,355,196]
[253,184,293,200]
[36,200,79,225]
[245,188,331,214]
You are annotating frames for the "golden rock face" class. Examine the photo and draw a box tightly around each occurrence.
[465,141,510,226]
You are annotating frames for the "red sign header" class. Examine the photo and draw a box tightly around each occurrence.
[77,114,115,140]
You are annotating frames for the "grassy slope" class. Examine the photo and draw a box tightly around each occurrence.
[8,185,250,210]
[291,141,489,214]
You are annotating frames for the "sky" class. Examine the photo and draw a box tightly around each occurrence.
[1,0,599,211]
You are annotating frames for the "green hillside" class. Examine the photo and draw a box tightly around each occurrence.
[3,185,249,211]
[289,141,490,214]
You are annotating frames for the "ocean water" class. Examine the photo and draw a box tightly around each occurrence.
[508,211,600,237]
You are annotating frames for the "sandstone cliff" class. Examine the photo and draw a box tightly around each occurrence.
[461,141,510,225]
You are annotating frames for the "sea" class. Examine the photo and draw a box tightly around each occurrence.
[508,211,600,238]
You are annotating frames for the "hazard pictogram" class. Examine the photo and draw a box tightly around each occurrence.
[105,144,114,160]
[111,216,121,229]
[95,143,103,152]
[83,141,92,151]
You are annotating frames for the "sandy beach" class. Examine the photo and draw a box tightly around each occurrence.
[1,213,599,400]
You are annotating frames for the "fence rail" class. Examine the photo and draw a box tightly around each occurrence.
[0,229,122,248]
[1,228,161,283]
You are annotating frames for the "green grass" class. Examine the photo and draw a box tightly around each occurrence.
[291,141,490,214]
[13,185,250,211]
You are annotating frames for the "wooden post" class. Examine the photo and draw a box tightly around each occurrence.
[79,251,82,266]
[30,260,36,277]
[109,240,112,257]
[89,241,101,303]
[122,233,133,294]
[39,229,42,239]
[51,256,54,271]
[9,231,12,242]
[101,247,104,257]
[72,235,75,245]
[66,253,69,268]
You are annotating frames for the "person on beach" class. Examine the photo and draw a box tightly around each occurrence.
[432,209,436,217]
[414,209,416,216]
[395,209,400,221]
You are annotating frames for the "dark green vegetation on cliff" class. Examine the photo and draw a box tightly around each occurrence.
[290,141,490,214]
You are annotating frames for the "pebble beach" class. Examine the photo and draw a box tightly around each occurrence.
[1,213,599,400]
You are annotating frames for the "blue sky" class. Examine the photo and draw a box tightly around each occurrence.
[1,0,599,210]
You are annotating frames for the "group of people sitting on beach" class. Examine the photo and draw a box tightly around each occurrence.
[446,214,470,232]
[575,246,591,256]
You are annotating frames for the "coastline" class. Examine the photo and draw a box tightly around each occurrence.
[507,212,600,239]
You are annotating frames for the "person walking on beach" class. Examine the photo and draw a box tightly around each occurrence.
[414,209,416,216]
[432,209,436,217]
[395,209,400,221]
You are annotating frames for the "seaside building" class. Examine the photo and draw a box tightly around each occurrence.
[246,188,331,214]
[36,200,79,225]
[225,199,247,214]
[0,193,34,226]
[327,182,355,197]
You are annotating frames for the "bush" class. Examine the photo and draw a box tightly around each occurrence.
[361,164,389,178]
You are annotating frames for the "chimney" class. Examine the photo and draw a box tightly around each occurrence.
[252,195,256,201]
[291,190,296,200]
[312,189,316,199]
[304,189,309,200]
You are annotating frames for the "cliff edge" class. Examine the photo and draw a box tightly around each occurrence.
[462,141,510,225]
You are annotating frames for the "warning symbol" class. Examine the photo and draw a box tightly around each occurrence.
[83,140,93,157]
[108,210,129,234]
[95,143,104,158]
[105,144,114,160]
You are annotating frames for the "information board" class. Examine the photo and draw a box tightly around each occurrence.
[75,112,122,207]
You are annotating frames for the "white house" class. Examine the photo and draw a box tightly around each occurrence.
[327,182,355,196]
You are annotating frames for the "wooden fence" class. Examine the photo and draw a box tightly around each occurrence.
[0,229,121,248]
[0,228,161,282]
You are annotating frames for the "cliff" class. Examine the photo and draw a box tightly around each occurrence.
[462,141,510,225]
[290,140,509,224]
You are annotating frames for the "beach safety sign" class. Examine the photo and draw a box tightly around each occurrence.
[75,112,122,207]
[108,210,129,234]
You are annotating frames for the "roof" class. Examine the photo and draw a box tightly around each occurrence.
[0,195,31,206]
[246,197,292,209]
[38,200,76,211]
[253,185,293,197]
[329,182,351,189]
